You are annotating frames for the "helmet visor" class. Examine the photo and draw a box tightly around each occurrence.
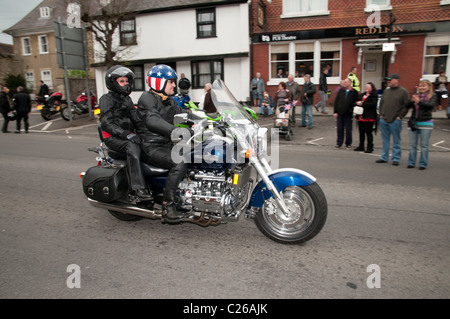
[110,67,135,81]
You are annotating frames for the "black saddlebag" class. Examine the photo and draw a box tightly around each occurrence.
[82,166,129,202]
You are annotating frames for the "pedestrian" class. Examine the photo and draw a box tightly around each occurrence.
[201,82,218,118]
[274,81,291,125]
[406,79,436,170]
[0,85,11,133]
[250,72,265,108]
[354,82,378,153]
[333,78,358,149]
[315,67,329,114]
[99,65,152,202]
[347,67,360,92]
[300,74,316,129]
[259,91,273,116]
[376,73,410,166]
[286,74,300,125]
[12,86,31,134]
[178,73,191,95]
[433,70,448,111]
[38,80,49,98]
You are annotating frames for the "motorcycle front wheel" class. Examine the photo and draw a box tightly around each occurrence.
[254,183,327,244]
[60,104,72,121]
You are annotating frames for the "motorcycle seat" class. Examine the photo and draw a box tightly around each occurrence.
[110,158,169,177]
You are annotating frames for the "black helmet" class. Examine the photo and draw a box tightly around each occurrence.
[105,65,135,95]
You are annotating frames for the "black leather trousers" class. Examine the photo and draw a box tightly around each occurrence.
[104,137,146,191]
[141,143,188,203]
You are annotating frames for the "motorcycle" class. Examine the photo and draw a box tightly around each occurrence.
[81,80,327,244]
[61,92,97,121]
[36,92,68,121]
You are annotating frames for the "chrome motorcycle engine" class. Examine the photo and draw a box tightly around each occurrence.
[176,166,252,222]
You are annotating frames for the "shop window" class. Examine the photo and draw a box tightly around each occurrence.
[423,43,449,75]
[197,8,216,38]
[21,37,31,55]
[271,44,289,78]
[128,65,144,91]
[320,42,340,77]
[282,0,329,18]
[191,60,223,89]
[295,43,314,77]
[120,19,137,46]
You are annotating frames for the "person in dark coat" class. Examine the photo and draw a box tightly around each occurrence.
[0,85,11,133]
[333,78,358,149]
[12,86,32,133]
[354,82,378,153]
[135,64,190,224]
[99,65,152,202]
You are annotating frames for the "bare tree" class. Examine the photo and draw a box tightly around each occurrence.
[79,0,133,68]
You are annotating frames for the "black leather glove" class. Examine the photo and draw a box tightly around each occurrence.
[126,133,142,144]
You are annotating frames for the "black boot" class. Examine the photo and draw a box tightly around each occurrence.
[132,188,153,202]
[162,202,185,224]
[354,146,364,151]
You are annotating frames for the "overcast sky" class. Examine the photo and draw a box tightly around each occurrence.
[0,0,43,44]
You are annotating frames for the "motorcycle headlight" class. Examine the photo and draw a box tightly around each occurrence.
[257,128,268,157]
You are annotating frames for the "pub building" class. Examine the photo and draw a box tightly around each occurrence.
[250,0,450,106]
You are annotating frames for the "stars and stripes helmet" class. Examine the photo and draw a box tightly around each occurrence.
[147,64,177,93]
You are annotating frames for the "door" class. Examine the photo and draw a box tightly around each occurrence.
[362,53,383,92]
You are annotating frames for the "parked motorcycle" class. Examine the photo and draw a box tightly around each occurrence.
[36,92,68,121]
[61,92,97,121]
[81,80,327,244]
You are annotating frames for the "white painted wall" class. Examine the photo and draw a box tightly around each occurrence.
[94,3,250,103]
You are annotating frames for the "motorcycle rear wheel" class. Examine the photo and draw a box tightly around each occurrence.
[108,210,143,221]
[254,183,327,244]
[40,108,52,121]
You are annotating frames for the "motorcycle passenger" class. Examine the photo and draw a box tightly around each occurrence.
[99,65,152,202]
[135,65,191,224]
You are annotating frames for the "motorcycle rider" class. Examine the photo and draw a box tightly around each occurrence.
[135,65,191,224]
[99,65,152,202]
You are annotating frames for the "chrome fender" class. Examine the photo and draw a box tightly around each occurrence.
[248,168,316,208]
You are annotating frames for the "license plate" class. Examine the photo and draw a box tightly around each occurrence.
[56,105,60,111]
[37,104,43,110]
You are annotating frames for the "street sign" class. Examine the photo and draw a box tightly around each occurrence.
[54,21,86,70]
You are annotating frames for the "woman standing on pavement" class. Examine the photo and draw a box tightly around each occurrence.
[406,79,436,170]
[354,82,378,153]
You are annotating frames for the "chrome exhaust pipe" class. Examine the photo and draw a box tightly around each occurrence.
[88,198,162,220]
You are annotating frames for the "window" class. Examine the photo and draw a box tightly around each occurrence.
[270,44,289,78]
[40,7,50,18]
[21,37,31,55]
[366,0,391,8]
[39,35,49,54]
[25,71,35,91]
[320,42,340,77]
[295,43,314,77]
[120,19,137,46]
[282,0,329,18]
[197,8,216,38]
[41,70,52,89]
[268,40,341,83]
[129,65,144,91]
[191,60,223,88]
[423,44,449,75]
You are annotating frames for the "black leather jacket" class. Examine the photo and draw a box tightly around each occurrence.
[135,90,186,144]
[99,91,136,139]
[406,94,437,122]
